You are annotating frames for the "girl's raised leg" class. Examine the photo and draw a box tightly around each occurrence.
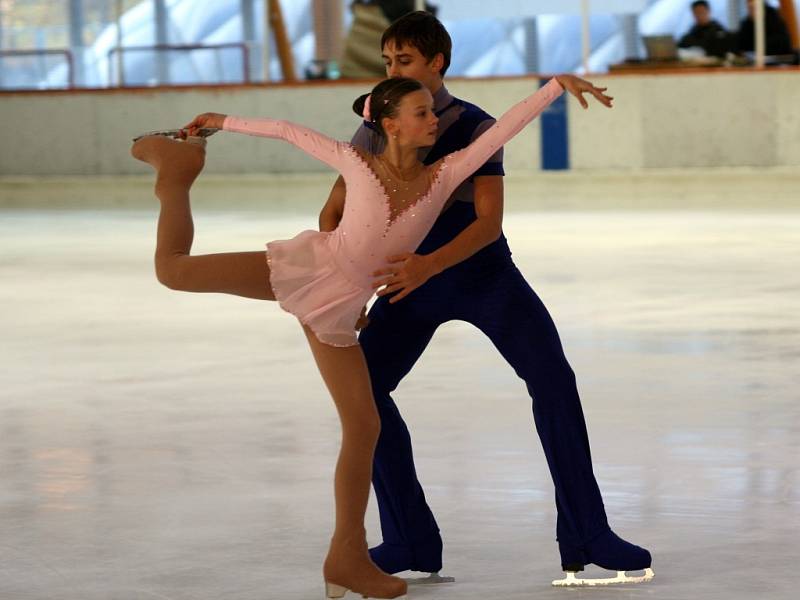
[302,325,407,599]
[131,135,274,301]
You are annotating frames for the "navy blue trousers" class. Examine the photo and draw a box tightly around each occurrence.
[358,201,610,554]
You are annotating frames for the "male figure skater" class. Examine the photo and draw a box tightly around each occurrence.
[319,11,654,586]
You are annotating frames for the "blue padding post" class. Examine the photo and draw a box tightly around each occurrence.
[540,78,569,170]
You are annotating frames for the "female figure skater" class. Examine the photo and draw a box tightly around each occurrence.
[130,75,565,599]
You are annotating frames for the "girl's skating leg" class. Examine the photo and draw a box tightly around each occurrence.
[302,325,407,599]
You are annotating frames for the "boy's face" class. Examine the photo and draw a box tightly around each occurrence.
[381,40,443,92]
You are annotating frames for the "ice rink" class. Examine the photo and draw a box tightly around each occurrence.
[1,171,798,600]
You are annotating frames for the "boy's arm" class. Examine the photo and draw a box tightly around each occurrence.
[371,175,503,303]
[319,175,346,232]
[318,122,376,232]
[426,175,504,273]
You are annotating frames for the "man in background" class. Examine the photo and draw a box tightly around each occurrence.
[736,0,793,56]
[677,1,732,58]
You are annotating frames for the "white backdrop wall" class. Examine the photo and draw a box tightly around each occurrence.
[1,70,799,176]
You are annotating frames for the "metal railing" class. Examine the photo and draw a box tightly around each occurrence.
[106,42,251,87]
[0,49,75,89]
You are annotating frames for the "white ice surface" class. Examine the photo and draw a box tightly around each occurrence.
[1,172,798,599]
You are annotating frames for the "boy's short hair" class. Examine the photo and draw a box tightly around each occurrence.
[691,1,710,9]
[381,11,452,77]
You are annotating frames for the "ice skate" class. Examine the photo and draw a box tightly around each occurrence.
[130,134,206,184]
[369,540,455,585]
[552,529,654,587]
[323,581,407,599]
[132,127,219,142]
[323,537,408,599]
[405,572,455,585]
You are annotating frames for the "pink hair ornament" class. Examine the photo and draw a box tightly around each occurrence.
[362,94,372,122]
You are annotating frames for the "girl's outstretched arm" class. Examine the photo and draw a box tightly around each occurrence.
[440,78,565,190]
[183,112,353,173]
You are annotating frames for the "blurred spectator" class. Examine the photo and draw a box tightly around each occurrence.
[340,1,437,79]
[677,1,732,58]
[736,0,793,55]
[306,0,345,80]
[374,0,437,23]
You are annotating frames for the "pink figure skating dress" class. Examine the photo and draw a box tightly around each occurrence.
[222,78,563,346]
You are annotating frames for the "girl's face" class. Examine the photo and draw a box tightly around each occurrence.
[384,89,439,148]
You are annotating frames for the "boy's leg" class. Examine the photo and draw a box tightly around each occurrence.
[467,265,650,573]
[359,294,445,574]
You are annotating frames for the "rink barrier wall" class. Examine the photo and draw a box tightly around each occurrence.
[1,68,799,176]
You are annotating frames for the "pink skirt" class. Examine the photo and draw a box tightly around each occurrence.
[266,230,371,347]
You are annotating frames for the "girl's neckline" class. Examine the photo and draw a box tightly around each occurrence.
[347,145,447,232]
[374,154,426,182]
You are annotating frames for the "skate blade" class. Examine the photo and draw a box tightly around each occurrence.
[132,128,219,142]
[404,572,455,585]
[552,567,654,587]
[323,582,408,599]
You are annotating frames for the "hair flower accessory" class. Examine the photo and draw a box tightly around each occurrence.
[362,94,372,122]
